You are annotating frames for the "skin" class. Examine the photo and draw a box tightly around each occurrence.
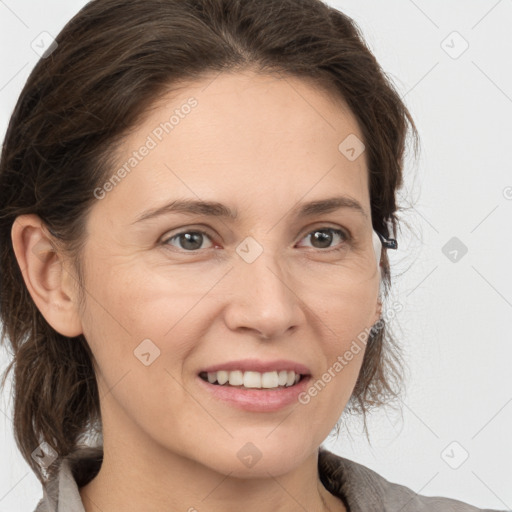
[12,70,382,512]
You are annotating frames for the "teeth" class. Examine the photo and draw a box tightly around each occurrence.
[228,370,243,386]
[202,370,303,389]
[217,371,228,385]
[261,371,279,388]
[243,371,261,388]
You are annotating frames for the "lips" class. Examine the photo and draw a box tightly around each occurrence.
[199,358,311,375]
[197,358,311,393]
[197,360,312,412]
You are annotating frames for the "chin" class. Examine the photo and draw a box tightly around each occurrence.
[195,436,316,478]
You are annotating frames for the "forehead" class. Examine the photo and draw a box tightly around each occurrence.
[93,70,370,225]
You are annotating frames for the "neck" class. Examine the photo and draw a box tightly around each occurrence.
[78,435,345,512]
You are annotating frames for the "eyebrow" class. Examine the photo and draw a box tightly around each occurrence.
[132,195,368,224]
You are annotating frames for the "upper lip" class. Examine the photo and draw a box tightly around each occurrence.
[199,358,311,375]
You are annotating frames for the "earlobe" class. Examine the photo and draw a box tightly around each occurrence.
[11,214,83,337]
[372,297,383,328]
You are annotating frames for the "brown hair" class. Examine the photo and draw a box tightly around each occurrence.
[0,0,418,484]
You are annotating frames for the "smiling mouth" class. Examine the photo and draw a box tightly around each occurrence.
[198,370,307,390]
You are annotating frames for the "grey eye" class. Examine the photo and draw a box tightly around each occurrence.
[164,231,213,251]
[299,228,348,250]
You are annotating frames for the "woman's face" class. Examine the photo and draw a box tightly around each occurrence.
[76,70,381,476]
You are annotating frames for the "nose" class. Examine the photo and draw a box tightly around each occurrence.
[223,247,305,340]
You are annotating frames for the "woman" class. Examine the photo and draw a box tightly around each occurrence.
[0,0,506,511]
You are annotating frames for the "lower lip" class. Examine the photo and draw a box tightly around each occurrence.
[197,375,311,412]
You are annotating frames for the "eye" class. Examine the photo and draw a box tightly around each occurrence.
[297,227,350,251]
[161,226,350,253]
[162,230,214,251]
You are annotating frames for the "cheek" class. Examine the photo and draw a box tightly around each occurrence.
[78,259,184,387]
[303,284,376,406]
[310,273,379,340]
[78,264,201,436]
[78,251,232,406]
[82,253,199,339]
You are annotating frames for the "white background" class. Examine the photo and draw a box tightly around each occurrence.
[1,1,511,510]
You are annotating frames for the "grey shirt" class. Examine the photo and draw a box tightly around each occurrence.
[33,446,507,512]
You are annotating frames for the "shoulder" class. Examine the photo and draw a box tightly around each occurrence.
[318,447,508,512]
[32,446,103,512]
[34,498,46,512]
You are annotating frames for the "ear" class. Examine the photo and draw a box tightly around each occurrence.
[11,214,83,337]
[373,297,382,326]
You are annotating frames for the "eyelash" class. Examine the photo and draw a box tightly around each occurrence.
[161,226,351,254]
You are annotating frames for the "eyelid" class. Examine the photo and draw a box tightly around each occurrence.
[297,223,350,240]
[160,224,217,248]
